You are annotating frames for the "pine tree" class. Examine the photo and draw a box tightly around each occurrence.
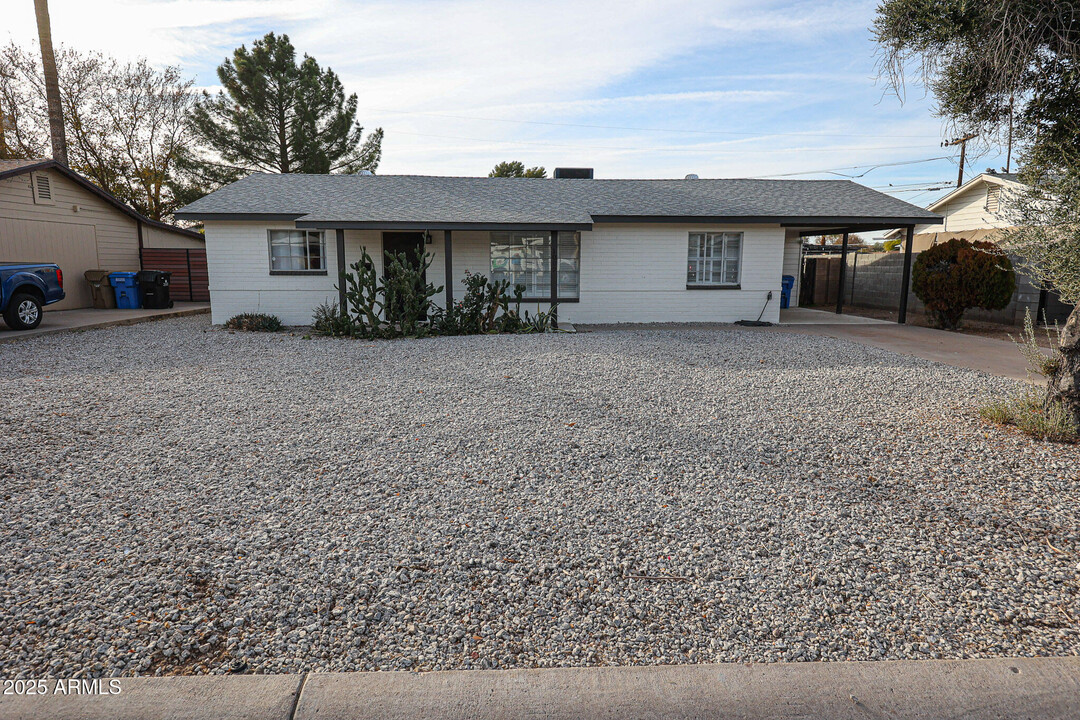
[489,161,546,178]
[189,32,382,175]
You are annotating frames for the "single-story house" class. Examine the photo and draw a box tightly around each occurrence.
[174,169,939,326]
[881,171,1072,324]
[0,158,206,310]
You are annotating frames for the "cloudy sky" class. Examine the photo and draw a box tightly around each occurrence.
[6,0,1011,206]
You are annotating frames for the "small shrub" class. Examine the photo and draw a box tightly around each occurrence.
[225,313,283,332]
[520,304,559,333]
[978,386,1078,443]
[978,397,1014,425]
[1008,308,1062,378]
[911,238,1016,329]
[312,302,354,337]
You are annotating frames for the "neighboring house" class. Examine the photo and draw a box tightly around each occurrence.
[174,170,938,326]
[883,172,1024,251]
[882,171,1072,324]
[0,159,206,310]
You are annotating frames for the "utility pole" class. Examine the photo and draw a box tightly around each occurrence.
[34,0,68,167]
[942,133,977,187]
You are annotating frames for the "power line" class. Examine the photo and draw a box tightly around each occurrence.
[879,186,951,194]
[870,179,953,188]
[750,156,952,179]
[371,107,941,140]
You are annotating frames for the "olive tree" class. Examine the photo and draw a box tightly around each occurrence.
[875,0,1080,424]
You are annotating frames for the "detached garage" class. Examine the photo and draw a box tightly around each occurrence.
[0,158,206,310]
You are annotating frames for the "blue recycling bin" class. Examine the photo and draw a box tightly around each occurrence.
[108,272,141,309]
[780,275,795,309]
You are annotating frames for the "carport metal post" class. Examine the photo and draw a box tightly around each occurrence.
[898,225,915,324]
[835,231,849,315]
[336,228,346,312]
[444,230,453,307]
[550,229,559,329]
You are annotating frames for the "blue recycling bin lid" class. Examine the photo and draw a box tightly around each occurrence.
[108,272,139,286]
[781,275,795,288]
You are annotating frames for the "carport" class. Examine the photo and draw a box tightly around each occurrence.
[788,223,918,323]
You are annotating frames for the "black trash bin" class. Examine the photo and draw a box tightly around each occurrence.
[136,270,174,309]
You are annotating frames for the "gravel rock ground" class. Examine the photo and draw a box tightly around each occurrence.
[1,315,1078,678]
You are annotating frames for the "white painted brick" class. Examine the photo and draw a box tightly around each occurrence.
[204,221,788,325]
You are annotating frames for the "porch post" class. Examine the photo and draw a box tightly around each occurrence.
[336,228,346,312]
[898,225,915,324]
[835,231,849,315]
[550,229,559,328]
[444,230,453,308]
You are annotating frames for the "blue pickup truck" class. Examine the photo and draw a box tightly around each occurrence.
[0,263,66,330]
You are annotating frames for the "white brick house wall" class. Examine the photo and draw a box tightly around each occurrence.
[204,221,788,325]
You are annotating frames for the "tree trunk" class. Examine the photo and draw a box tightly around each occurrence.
[0,96,9,159]
[34,0,67,166]
[1049,302,1080,426]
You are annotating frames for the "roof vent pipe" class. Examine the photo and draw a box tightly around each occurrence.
[685,173,699,180]
[554,168,594,179]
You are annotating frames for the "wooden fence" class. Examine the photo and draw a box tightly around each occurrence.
[141,248,209,302]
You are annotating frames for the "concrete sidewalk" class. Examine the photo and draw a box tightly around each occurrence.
[779,307,892,325]
[3,657,1078,720]
[0,302,209,343]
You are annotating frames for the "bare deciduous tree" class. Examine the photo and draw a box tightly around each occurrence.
[0,43,195,220]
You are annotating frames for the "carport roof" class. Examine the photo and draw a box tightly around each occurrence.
[174,173,941,230]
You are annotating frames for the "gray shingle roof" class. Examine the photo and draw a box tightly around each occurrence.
[174,173,940,227]
[0,158,51,174]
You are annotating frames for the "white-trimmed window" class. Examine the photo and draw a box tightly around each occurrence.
[268,230,326,273]
[490,231,580,300]
[687,232,741,287]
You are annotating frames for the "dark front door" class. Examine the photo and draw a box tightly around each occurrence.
[382,232,426,280]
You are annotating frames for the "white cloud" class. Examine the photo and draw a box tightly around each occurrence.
[296,0,870,111]
[4,0,969,184]
[3,0,329,65]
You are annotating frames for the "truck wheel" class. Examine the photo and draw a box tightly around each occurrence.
[3,293,43,330]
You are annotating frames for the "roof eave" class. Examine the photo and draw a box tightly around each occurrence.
[293,220,593,231]
[172,212,307,222]
[592,214,940,226]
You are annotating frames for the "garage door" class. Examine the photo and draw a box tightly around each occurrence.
[0,217,99,310]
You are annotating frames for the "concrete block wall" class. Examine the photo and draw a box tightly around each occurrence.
[836,251,1040,325]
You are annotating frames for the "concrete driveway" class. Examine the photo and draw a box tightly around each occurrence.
[774,308,1035,381]
[0,302,209,342]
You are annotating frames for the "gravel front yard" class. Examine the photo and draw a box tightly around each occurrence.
[2,316,1078,678]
